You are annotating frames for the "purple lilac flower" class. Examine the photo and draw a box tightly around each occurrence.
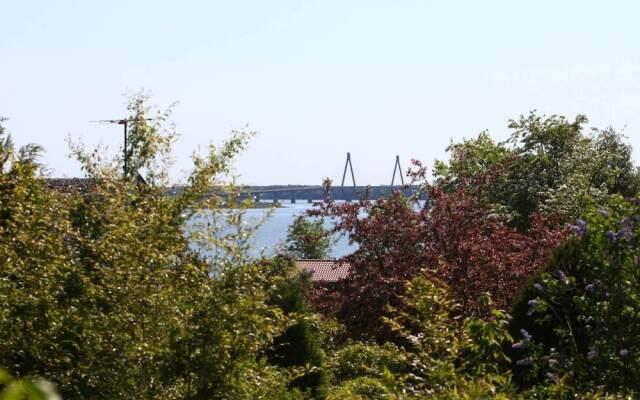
[527,299,539,316]
[585,279,602,293]
[512,342,526,350]
[619,349,629,357]
[605,230,616,242]
[533,283,544,293]
[512,329,533,350]
[616,226,632,241]
[556,270,568,284]
[571,219,587,236]
[621,217,631,227]
[599,209,610,217]
[588,349,598,359]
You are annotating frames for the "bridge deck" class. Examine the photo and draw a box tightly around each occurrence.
[218,185,423,202]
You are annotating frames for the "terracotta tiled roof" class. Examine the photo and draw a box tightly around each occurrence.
[296,259,351,282]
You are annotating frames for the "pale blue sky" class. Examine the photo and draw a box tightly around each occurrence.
[2,1,639,184]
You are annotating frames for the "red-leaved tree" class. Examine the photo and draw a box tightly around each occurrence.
[308,162,568,339]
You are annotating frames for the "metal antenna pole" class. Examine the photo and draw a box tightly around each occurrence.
[90,117,151,178]
[391,155,404,186]
[122,120,128,177]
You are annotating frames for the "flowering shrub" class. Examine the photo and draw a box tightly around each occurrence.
[510,196,640,393]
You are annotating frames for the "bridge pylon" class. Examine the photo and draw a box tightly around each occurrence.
[340,152,357,202]
[340,152,356,188]
[390,155,404,186]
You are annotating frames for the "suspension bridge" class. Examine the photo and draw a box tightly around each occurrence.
[204,153,423,203]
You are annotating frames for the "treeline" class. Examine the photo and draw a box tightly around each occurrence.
[1,97,639,399]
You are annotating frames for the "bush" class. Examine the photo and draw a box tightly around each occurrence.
[510,196,640,393]
[329,342,408,383]
[327,375,396,400]
[384,275,516,396]
[266,257,328,398]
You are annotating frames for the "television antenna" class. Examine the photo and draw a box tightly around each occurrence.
[90,118,152,177]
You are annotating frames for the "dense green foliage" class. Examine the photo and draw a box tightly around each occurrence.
[2,106,638,399]
[0,100,296,399]
[266,257,327,398]
[510,196,640,394]
[434,112,640,228]
[328,342,407,383]
[326,276,516,399]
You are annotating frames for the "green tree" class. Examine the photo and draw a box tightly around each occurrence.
[433,131,515,193]
[0,95,296,399]
[506,113,597,226]
[266,257,328,398]
[285,217,332,259]
[0,117,43,172]
[433,112,640,228]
